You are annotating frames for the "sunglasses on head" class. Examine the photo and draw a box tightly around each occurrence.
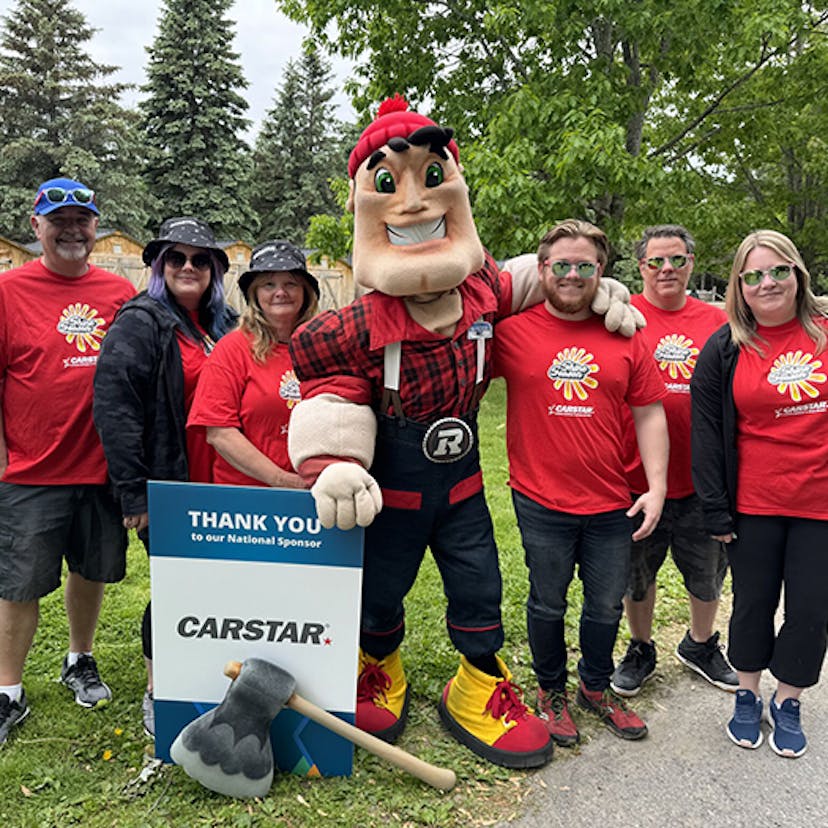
[644,254,689,270]
[163,249,213,270]
[739,264,794,287]
[34,187,96,208]
[544,259,599,279]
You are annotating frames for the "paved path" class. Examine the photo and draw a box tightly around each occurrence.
[498,663,828,828]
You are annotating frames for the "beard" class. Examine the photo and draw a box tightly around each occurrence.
[55,239,92,261]
[543,279,598,315]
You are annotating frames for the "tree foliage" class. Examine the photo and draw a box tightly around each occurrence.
[0,0,149,240]
[250,44,350,244]
[277,0,828,283]
[141,0,258,240]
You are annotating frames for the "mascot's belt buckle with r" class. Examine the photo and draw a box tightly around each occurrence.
[422,418,474,463]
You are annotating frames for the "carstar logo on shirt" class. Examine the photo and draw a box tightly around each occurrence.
[767,350,827,402]
[56,302,107,353]
[279,368,301,408]
[546,347,599,402]
[653,333,698,381]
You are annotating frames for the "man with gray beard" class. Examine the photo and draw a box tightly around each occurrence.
[0,178,135,745]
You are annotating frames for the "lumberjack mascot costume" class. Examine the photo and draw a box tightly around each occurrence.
[288,96,643,769]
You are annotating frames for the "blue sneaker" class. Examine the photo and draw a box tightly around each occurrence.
[726,689,763,749]
[769,693,807,758]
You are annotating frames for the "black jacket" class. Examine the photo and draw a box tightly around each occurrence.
[690,323,740,536]
[93,292,235,515]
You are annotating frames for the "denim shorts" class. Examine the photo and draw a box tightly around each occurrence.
[628,493,727,602]
[0,482,127,601]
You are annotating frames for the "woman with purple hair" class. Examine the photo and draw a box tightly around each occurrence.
[93,217,237,737]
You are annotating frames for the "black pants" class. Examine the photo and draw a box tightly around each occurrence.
[727,514,828,687]
[138,528,152,660]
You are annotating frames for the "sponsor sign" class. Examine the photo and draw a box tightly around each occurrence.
[148,481,363,777]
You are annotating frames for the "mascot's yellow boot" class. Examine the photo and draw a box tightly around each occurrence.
[439,655,553,768]
[356,648,410,743]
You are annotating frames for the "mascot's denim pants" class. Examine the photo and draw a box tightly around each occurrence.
[360,413,504,659]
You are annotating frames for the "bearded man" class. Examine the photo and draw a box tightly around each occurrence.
[492,220,668,746]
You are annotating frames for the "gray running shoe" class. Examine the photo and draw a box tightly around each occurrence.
[142,690,155,737]
[0,690,30,745]
[60,655,112,708]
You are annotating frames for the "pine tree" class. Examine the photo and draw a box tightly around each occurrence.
[0,0,149,240]
[250,44,347,243]
[140,0,258,240]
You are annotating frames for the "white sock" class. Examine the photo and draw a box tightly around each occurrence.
[0,683,22,702]
[66,651,93,667]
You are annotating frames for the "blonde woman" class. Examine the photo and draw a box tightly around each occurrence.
[691,230,828,759]
[188,240,318,488]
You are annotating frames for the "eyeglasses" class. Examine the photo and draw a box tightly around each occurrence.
[544,260,599,279]
[644,255,690,270]
[164,250,212,270]
[739,264,794,287]
[34,187,96,208]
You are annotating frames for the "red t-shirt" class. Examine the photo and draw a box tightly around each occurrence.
[493,305,667,514]
[0,259,135,484]
[625,295,727,497]
[734,317,828,519]
[176,313,214,484]
[187,329,300,486]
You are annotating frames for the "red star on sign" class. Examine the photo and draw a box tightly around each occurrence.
[324,637,332,646]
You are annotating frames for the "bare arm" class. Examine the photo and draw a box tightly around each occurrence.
[627,401,669,541]
[206,426,306,489]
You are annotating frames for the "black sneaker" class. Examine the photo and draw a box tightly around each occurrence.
[0,690,30,745]
[611,639,657,697]
[675,631,738,692]
[60,655,112,708]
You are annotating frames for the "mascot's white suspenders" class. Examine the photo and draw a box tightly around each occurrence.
[380,318,492,464]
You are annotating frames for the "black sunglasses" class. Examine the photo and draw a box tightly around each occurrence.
[164,250,212,270]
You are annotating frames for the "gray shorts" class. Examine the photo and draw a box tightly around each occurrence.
[0,482,127,601]
[628,493,727,602]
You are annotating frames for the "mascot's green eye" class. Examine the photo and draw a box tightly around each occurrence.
[425,163,444,188]
[374,168,396,193]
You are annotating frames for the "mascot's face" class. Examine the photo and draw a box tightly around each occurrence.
[348,141,484,297]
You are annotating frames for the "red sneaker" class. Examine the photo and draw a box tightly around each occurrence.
[438,656,553,768]
[537,688,579,747]
[356,648,409,743]
[575,681,648,740]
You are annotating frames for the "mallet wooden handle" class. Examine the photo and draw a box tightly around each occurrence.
[224,660,456,791]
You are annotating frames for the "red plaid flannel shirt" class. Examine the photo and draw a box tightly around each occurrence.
[290,251,514,422]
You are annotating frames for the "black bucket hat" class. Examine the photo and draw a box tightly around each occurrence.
[238,240,320,300]
[142,216,230,271]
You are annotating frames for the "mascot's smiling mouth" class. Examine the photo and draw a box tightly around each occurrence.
[387,216,447,246]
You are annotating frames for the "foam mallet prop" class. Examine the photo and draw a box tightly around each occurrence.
[224,658,457,791]
[170,657,288,798]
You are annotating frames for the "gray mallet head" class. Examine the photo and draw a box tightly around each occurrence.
[170,658,297,798]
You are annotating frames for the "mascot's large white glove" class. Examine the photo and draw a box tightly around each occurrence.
[288,393,382,530]
[503,254,646,337]
[592,277,647,337]
[312,463,383,530]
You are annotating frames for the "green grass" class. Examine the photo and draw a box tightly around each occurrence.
[1,379,725,827]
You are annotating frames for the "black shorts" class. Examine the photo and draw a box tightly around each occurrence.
[628,493,727,602]
[0,482,127,601]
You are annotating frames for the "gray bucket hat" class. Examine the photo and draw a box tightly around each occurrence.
[238,240,320,299]
[142,216,229,271]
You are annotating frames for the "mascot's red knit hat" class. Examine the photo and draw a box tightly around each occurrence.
[347,94,460,178]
